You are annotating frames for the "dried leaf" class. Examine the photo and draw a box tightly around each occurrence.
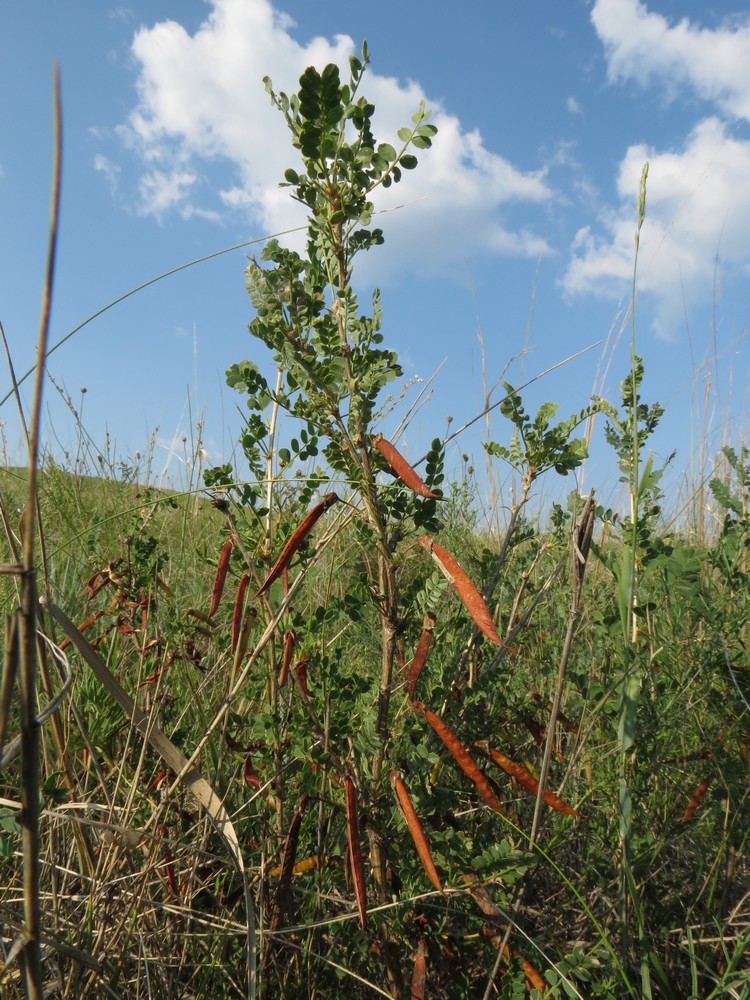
[518,952,546,993]
[415,703,503,813]
[85,569,109,598]
[145,768,171,793]
[269,854,318,877]
[390,770,443,892]
[484,746,582,817]
[681,776,711,821]
[231,571,251,652]
[406,613,437,700]
[461,874,503,919]
[256,492,339,598]
[184,607,211,623]
[345,776,367,930]
[208,538,233,618]
[373,433,441,499]
[522,715,563,761]
[244,753,261,790]
[415,535,505,647]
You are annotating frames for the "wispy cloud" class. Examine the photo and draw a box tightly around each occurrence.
[93,153,121,195]
[115,0,552,280]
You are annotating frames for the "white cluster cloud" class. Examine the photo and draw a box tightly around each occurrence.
[565,0,750,337]
[592,0,750,119]
[117,0,552,279]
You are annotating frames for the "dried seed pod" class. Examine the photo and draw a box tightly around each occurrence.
[373,433,441,499]
[279,629,296,688]
[410,938,429,1000]
[415,535,506,647]
[345,776,367,929]
[681,776,711,821]
[390,770,443,892]
[269,795,308,931]
[406,612,437,700]
[482,745,582,817]
[415,703,503,813]
[209,538,233,618]
[231,571,251,652]
[256,493,339,598]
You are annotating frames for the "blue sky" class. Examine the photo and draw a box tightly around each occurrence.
[1,1,749,516]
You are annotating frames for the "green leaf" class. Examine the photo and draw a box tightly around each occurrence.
[377,142,397,161]
[617,671,640,753]
[411,134,432,149]
[397,126,412,142]
[400,154,418,169]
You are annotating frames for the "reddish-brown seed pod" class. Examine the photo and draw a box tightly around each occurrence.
[484,746,582,817]
[209,538,233,618]
[231,571,251,652]
[345,776,367,930]
[415,703,503,813]
[256,493,339,598]
[410,939,429,1000]
[481,929,547,992]
[681,776,711,821]
[270,795,308,932]
[406,612,437,700]
[163,845,179,901]
[373,433,442,499]
[295,655,311,699]
[414,535,506,647]
[390,770,443,892]
[59,610,105,651]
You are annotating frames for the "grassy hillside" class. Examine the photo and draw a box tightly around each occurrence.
[1,449,748,998]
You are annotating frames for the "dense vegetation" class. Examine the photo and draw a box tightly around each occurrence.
[1,45,748,999]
